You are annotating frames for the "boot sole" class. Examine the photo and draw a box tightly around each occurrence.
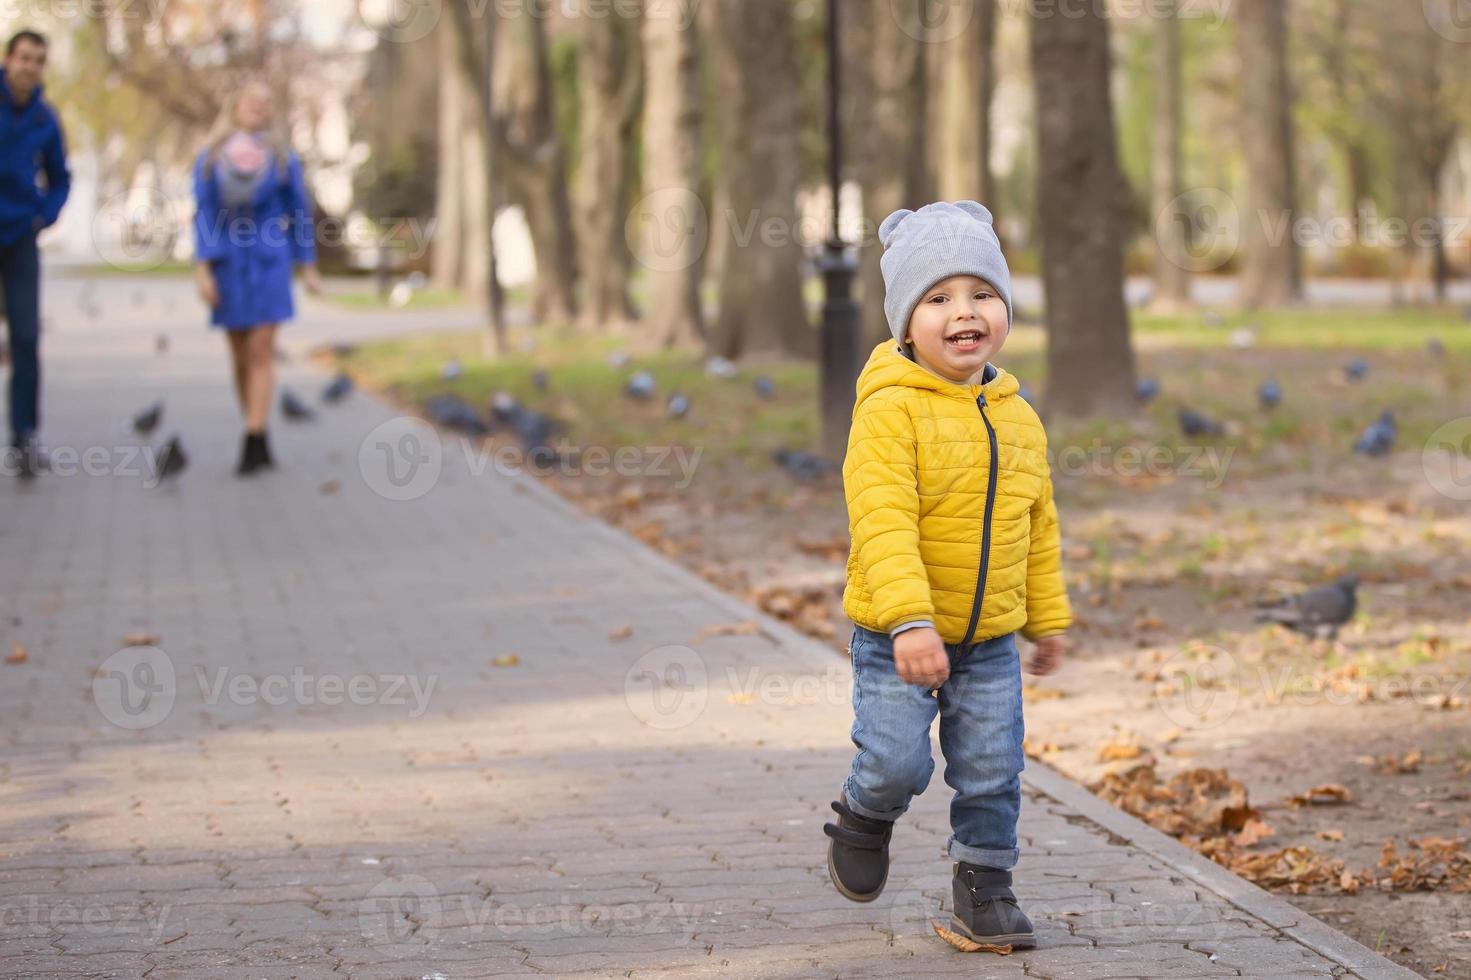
[826,838,887,903]
[947,914,1035,949]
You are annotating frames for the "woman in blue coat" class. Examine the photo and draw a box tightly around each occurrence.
[193,81,321,476]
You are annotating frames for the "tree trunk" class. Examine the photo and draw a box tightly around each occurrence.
[495,13,578,325]
[851,0,930,353]
[1029,0,1136,418]
[433,21,465,291]
[709,0,811,360]
[1150,0,1191,310]
[1236,0,1302,308]
[637,3,706,349]
[573,6,640,332]
[448,0,507,355]
[929,0,997,207]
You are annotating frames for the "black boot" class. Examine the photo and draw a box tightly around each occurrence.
[235,432,266,477]
[950,862,1035,948]
[822,797,894,902]
[258,430,275,469]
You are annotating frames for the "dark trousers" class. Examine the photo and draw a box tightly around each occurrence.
[0,232,40,444]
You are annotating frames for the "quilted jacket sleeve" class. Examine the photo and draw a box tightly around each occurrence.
[1021,449,1072,640]
[843,395,934,633]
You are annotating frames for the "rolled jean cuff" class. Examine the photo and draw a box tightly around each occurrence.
[947,836,1019,870]
[840,781,903,823]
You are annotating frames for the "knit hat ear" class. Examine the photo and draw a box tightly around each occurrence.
[878,209,914,248]
[952,200,996,226]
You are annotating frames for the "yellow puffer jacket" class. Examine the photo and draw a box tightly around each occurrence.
[842,341,1072,645]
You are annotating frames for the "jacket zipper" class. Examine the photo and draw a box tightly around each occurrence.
[962,392,1000,648]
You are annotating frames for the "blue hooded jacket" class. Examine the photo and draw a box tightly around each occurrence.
[0,68,70,247]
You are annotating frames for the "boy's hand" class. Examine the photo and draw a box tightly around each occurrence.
[1026,633,1068,676]
[894,627,950,689]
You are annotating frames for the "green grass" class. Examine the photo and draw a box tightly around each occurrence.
[60,260,196,277]
[326,287,469,311]
[335,305,1471,482]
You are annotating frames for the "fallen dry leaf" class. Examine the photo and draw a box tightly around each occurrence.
[1289,784,1353,807]
[1098,739,1143,762]
[691,620,759,643]
[6,641,27,665]
[1317,829,1345,842]
[932,921,1013,954]
[490,654,521,668]
[608,624,634,641]
[121,632,161,647]
[319,480,340,495]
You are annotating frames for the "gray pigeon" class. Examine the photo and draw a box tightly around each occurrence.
[754,376,776,400]
[773,448,834,482]
[1178,407,1224,438]
[322,373,354,403]
[1353,410,1396,457]
[133,401,164,436]
[1258,380,1281,410]
[667,393,691,419]
[1343,359,1369,382]
[153,435,188,483]
[1255,575,1359,640]
[625,371,656,401]
[426,394,489,435]
[281,389,317,422]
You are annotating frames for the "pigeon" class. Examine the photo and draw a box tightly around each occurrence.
[133,401,164,436]
[1136,378,1161,404]
[425,394,488,435]
[531,369,550,392]
[625,371,656,401]
[281,389,317,422]
[773,448,834,482]
[1353,410,1396,457]
[440,359,463,381]
[490,391,520,424]
[153,436,188,483]
[1427,338,1445,358]
[667,393,691,419]
[322,373,353,403]
[1258,380,1281,410]
[1255,575,1360,640]
[754,376,776,400]
[1177,407,1224,438]
[511,408,565,459]
[705,356,738,379]
[1343,359,1369,382]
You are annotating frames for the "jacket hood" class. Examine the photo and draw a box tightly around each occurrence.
[854,340,1019,412]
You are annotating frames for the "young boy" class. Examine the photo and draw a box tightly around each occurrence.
[825,201,1072,948]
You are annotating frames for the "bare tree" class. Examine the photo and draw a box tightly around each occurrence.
[709,0,811,359]
[637,2,706,349]
[1236,0,1303,308]
[929,0,998,207]
[1150,0,1191,310]
[433,21,465,291]
[573,7,641,332]
[850,0,931,352]
[1029,0,1136,417]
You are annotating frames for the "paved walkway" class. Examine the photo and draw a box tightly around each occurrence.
[1,276,1417,978]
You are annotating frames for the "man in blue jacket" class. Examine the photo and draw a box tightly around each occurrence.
[1,30,70,478]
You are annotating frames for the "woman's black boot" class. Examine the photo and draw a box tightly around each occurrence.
[236,432,266,477]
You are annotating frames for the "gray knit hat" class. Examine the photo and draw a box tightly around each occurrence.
[878,201,1013,347]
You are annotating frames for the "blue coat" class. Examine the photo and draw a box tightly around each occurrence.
[0,69,70,247]
[193,149,316,329]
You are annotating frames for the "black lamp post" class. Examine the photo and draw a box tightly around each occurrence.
[818,0,860,463]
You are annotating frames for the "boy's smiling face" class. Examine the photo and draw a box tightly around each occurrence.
[903,274,1010,384]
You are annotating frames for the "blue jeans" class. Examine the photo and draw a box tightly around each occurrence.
[1,232,40,444]
[840,624,1024,869]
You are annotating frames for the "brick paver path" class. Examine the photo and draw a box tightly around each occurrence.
[0,276,1416,978]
